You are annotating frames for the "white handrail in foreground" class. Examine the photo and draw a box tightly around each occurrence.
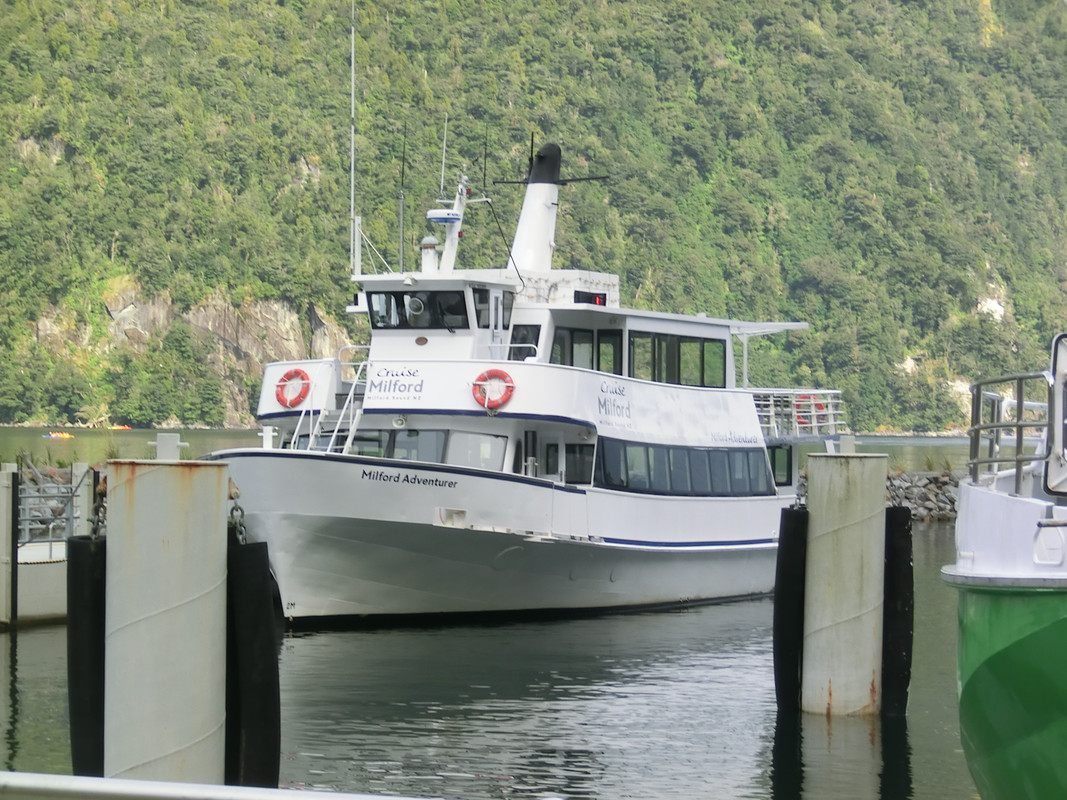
[0,772,434,800]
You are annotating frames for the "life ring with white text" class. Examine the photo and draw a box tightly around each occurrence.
[472,369,515,410]
[276,368,311,408]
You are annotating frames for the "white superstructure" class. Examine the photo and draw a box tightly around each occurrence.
[208,143,844,622]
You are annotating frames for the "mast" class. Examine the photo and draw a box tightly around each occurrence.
[349,0,361,278]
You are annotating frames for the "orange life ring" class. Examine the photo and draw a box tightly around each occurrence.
[472,368,515,410]
[276,368,311,408]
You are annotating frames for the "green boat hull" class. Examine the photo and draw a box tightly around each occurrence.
[957,586,1067,799]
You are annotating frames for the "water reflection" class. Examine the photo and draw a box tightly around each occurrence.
[0,626,70,775]
[768,712,914,800]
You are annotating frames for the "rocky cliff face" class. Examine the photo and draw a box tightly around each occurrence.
[38,276,354,428]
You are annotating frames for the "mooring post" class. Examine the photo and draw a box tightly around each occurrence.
[104,460,229,783]
[0,470,14,628]
[801,453,888,716]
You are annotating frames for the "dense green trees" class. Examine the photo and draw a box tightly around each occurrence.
[2,0,1067,430]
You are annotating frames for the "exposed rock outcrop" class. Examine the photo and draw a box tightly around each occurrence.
[34,277,355,428]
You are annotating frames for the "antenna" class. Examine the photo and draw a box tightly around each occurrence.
[481,123,489,197]
[439,115,449,198]
[398,122,406,272]
[349,0,361,277]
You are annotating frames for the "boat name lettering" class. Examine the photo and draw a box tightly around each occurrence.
[707,431,762,445]
[598,395,632,419]
[362,468,457,488]
[600,381,627,397]
[368,368,425,396]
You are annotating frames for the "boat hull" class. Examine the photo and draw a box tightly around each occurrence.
[954,585,1067,800]
[945,480,1067,800]
[212,449,787,620]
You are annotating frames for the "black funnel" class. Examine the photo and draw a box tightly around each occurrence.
[529,143,561,185]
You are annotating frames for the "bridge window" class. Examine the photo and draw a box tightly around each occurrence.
[368,291,469,330]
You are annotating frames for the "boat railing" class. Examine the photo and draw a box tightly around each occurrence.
[966,370,1052,494]
[747,389,846,439]
[504,342,541,361]
[286,350,370,454]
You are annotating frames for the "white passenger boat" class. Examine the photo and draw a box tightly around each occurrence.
[942,334,1067,799]
[207,143,844,622]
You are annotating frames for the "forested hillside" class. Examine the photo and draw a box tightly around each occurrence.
[3,0,1067,430]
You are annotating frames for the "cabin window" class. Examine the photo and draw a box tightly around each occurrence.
[351,431,388,457]
[567,444,595,484]
[648,446,671,493]
[654,335,680,384]
[729,450,751,495]
[768,445,793,487]
[551,327,595,369]
[688,450,711,494]
[390,429,447,462]
[598,438,627,488]
[625,444,650,490]
[509,325,541,360]
[627,332,727,388]
[669,447,690,494]
[598,330,623,374]
[680,338,702,386]
[593,437,773,497]
[445,432,507,470]
[629,333,653,381]
[367,291,469,330]
[473,289,515,329]
[704,339,727,388]
[544,443,595,484]
[709,450,731,495]
[748,450,772,494]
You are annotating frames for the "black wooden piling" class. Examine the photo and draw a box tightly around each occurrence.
[773,506,809,713]
[225,534,281,787]
[66,534,106,777]
[882,506,914,718]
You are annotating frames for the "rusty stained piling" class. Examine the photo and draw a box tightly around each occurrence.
[104,459,229,783]
[801,454,888,717]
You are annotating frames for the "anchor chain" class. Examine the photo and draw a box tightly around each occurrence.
[228,481,247,545]
[89,476,107,539]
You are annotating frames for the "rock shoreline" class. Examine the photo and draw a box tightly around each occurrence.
[886,470,964,521]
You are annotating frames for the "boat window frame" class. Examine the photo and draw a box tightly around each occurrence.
[593,436,775,497]
[626,331,727,389]
[509,324,542,361]
[367,290,471,331]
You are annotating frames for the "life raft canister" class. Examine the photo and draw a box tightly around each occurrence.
[795,394,826,427]
[276,368,311,408]
[472,368,515,410]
